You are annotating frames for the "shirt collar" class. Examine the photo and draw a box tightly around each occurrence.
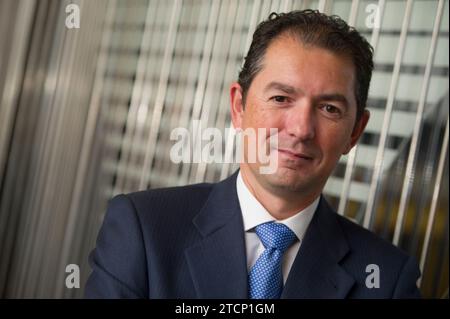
[236,171,319,241]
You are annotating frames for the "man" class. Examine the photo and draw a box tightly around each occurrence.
[85,10,421,298]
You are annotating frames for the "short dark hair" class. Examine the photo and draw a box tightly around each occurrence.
[238,10,374,121]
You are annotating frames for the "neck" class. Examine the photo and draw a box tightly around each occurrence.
[240,168,319,220]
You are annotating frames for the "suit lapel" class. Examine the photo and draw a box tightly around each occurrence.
[184,172,355,299]
[281,197,355,298]
[184,171,248,298]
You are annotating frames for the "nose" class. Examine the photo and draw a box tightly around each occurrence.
[285,100,316,141]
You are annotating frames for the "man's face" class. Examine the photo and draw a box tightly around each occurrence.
[230,35,369,198]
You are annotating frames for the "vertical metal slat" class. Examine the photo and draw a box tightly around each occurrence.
[393,0,445,246]
[363,0,413,229]
[419,117,449,287]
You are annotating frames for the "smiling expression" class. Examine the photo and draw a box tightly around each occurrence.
[231,34,369,199]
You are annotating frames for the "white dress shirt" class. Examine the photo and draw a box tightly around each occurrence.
[236,172,319,284]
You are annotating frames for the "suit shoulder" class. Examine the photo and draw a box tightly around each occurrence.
[125,182,213,202]
[333,213,421,297]
[117,182,214,220]
[335,214,410,261]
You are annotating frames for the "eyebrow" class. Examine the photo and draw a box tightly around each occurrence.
[264,81,349,108]
[264,81,300,95]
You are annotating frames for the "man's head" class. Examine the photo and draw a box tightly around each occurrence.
[230,10,373,206]
[238,10,373,121]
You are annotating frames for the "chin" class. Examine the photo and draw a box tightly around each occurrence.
[261,168,308,192]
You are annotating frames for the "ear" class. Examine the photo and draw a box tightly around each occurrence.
[230,82,245,130]
[343,109,370,155]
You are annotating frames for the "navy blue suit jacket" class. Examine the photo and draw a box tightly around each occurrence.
[85,171,421,298]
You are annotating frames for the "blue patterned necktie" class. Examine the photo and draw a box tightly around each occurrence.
[248,222,297,299]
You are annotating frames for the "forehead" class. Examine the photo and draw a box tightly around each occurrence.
[254,35,356,100]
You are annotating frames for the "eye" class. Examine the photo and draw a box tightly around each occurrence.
[270,96,289,103]
[320,104,342,116]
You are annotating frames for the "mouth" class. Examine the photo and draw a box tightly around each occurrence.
[277,148,313,161]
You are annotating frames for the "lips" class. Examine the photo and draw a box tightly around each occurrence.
[277,148,313,160]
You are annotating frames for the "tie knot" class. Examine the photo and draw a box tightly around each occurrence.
[255,222,297,253]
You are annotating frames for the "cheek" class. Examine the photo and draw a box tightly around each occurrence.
[317,124,353,155]
[243,103,282,129]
